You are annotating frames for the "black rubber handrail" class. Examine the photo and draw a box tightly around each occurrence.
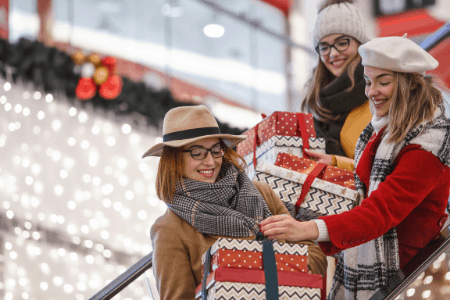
[88,252,153,300]
[369,225,450,300]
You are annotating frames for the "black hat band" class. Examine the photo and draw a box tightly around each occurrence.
[163,127,220,142]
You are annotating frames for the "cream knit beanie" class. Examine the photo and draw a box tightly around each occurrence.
[313,0,370,46]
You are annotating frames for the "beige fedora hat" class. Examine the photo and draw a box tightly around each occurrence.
[142,105,247,158]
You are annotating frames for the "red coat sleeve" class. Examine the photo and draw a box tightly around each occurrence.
[318,147,447,255]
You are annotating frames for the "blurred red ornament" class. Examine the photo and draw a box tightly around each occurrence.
[99,75,123,100]
[101,57,118,76]
[76,78,97,100]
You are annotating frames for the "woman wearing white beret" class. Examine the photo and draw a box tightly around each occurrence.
[261,35,450,299]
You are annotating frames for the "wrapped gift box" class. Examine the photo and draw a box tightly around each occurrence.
[276,152,356,190]
[236,112,325,179]
[242,135,326,179]
[254,160,359,221]
[201,238,308,275]
[195,268,322,300]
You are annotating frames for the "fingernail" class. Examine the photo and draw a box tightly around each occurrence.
[259,228,262,232]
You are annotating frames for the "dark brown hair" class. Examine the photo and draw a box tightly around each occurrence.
[301,55,361,122]
[155,139,246,203]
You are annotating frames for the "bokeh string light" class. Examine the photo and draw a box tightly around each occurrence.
[0,78,164,299]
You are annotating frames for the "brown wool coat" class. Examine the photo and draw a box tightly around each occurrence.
[150,180,328,300]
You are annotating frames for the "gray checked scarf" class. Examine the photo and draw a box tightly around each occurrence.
[328,102,450,300]
[168,162,273,238]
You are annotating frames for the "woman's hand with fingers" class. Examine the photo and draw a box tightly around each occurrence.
[259,214,319,243]
[304,149,332,165]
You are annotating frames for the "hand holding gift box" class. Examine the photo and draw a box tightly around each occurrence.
[237,112,325,179]
[254,152,359,221]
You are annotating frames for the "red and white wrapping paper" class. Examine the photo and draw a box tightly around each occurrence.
[275,152,355,190]
[237,113,325,179]
[237,112,316,157]
[195,268,322,300]
[202,238,308,275]
[254,159,359,221]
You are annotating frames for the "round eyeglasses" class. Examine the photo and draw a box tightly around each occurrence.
[315,38,351,57]
[183,144,224,160]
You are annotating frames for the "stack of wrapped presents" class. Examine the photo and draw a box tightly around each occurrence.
[195,238,323,300]
[237,111,359,221]
[236,112,326,179]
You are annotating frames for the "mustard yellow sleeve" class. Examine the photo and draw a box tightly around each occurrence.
[335,155,355,172]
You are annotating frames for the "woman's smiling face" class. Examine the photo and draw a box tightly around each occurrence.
[364,66,395,118]
[181,138,223,183]
[319,34,360,77]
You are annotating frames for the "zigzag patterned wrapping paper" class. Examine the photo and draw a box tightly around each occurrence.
[240,135,326,179]
[254,161,359,221]
[195,268,322,300]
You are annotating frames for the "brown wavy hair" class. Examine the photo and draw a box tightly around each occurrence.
[380,72,444,144]
[155,139,246,203]
[301,55,361,122]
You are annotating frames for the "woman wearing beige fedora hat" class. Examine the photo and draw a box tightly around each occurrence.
[261,35,450,299]
[144,105,327,300]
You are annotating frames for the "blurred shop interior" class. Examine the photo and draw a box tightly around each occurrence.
[0,0,450,299]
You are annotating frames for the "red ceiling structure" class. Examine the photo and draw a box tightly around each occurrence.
[260,0,291,15]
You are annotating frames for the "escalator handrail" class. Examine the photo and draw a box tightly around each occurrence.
[369,225,450,300]
[88,252,153,300]
[419,21,450,51]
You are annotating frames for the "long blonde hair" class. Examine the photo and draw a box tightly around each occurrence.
[155,140,246,203]
[301,55,362,123]
[381,73,444,144]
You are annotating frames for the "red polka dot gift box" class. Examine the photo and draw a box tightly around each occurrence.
[201,238,308,276]
[236,112,325,179]
[196,238,322,300]
[275,152,356,190]
[253,153,360,221]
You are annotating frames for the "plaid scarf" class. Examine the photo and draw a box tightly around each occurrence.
[168,162,273,238]
[329,102,450,299]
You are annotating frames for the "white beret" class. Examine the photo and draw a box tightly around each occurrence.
[358,35,438,75]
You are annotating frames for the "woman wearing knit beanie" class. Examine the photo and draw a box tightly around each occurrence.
[301,0,371,171]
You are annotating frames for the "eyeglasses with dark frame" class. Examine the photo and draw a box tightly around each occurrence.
[182,144,224,160]
[315,37,351,57]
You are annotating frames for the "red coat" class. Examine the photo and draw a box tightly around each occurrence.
[319,129,450,269]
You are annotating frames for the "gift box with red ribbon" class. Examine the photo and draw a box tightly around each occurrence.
[253,153,359,221]
[201,238,308,276]
[236,112,325,179]
[276,152,356,190]
[195,268,322,300]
